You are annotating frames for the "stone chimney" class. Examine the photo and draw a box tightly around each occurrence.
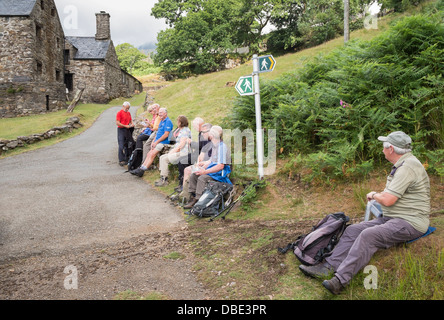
[95,11,111,41]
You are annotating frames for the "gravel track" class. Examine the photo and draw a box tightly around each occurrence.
[0,106,208,300]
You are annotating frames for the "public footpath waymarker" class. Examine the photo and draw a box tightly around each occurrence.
[235,54,276,179]
[235,75,254,96]
[258,55,276,73]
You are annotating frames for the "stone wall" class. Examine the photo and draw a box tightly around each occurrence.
[0,1,67,118]
[65,58,108,104]
[0,117,83,155]
[105,41,125,101]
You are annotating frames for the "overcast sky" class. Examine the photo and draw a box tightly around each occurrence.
[53,0,168,48]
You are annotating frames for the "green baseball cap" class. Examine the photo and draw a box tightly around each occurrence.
[378,131,412,149]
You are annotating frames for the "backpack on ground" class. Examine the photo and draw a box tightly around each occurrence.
[278,212,350,266]
[127,148,143,171]
[186,181,234,219]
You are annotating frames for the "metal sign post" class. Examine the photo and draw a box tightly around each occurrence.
[236,54,276,180]
[252,54,265,180]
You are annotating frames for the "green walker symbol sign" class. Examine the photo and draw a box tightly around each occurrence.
[235,75,254,96]
[258,55,276,73]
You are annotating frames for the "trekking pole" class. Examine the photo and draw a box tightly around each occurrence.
[209,182,259,222]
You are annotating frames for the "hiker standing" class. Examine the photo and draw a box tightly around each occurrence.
[300,131,431,294]
[116,102,135,166]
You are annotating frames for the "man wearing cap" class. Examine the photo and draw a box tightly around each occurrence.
[299,131,430,294]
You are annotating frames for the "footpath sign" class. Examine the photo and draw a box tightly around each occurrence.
[258,55,276,73]
[235,54,276,179]
[235,75,254,96]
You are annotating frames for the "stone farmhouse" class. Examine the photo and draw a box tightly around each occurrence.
[0,0,142,118]
[64,11,143,104]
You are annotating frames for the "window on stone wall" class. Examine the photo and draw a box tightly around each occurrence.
[36,24,43,40]
[64,50,70,65]
[56,70,61,82]
[40,0,44,11]
[37,61,43,76]
[51,8,56,17]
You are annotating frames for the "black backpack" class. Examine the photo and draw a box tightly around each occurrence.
[278,212,350,266]
[127,148,143,171]
[187,181,234,219]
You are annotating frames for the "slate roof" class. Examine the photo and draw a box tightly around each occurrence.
[0,0,37,16]
[65,36,111,60]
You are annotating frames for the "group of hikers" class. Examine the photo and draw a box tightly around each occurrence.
[116,101,432,295]
[116,101,232,210]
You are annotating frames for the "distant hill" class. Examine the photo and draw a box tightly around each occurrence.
[138,42,157,56]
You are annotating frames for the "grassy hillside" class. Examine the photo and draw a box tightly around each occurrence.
[143,2,444,300]
[149,12,397,124]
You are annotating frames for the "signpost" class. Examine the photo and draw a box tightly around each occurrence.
[235,54,276,179]
[258,55,276,73]
[235,75,254,96]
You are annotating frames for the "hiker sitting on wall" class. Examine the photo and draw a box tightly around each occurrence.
[154,115,192,187]
[183,126,232,209]
[142,104,161,162]
[176,121,213,193]
[299,131,431,295]
[130,107,173,177]
[135,104,159,150]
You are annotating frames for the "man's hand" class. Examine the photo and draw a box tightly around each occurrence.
[366,191,399,207]
[367,192,378,201]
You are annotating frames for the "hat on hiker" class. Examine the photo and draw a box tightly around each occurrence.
[378,131,412,149]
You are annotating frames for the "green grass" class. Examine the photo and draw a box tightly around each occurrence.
[0,93,146,158]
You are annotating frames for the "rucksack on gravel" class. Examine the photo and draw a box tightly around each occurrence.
[127,148,143,171]
[278,212,350,266]
[186,181,234,219]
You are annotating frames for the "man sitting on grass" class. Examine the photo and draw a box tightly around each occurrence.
[299,131,431,295]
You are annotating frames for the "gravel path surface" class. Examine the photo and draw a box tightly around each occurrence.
[0,106,209,300]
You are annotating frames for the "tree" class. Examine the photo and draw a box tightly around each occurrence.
[152,0,240,75]
[115,43,147,74]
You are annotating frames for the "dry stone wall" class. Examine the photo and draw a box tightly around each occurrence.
[0,117,83,155]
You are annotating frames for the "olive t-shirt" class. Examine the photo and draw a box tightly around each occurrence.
[381,153,430,233]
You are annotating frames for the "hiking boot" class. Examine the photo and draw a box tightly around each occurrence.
[155,176,169,187]
[130,167,145,177]
[183,197,198,209]
[322,276,344,295]
[299,262,335,279]
[119,161,127,167]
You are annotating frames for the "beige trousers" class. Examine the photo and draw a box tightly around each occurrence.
[159,151,182,177]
